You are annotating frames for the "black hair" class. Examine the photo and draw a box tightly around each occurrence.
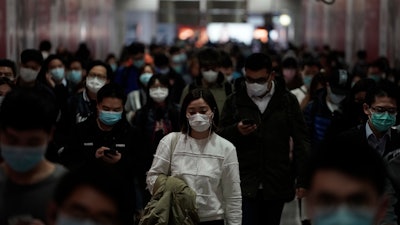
[86,60,113,80]
[53,164,129,225]
[219,51,233,68]
[197,47,221,67]
[105,53,116,63]
[128,42,145,56]
[66,57,85,70]
[244,53,272,72]
[180,88,219,133]
[20,49,43,65]
[306,137,387,196]
[351,78,377,97]
[169,46,181,55]
[282,57,298,69]
[364,80,399,107]
[0,88,57,133]
[97,83,126,106]
[153,53,170,68]
[0,59,17,78]
[39,40,52,51]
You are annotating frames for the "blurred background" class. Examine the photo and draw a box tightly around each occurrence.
[1,0,400,67]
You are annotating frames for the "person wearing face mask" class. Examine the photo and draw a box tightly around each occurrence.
[0,88,67,225]
[66,58,86,95]
[306,139,388,225]
[0,77,14,108]
[131,74,180,211]
[147,88,242,225]
[180,48,233,117]
[60,83,146,224]
[281,56,303,91]
[114,42,145,95]
[335,81,400,224]
[66,60,112,125]
[154,53,186,105]
[291,56,321,107]
[125,64,155,123]
[219,53,310,225]
[303,69,352,153]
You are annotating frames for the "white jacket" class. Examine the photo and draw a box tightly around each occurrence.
[147,132,242,225]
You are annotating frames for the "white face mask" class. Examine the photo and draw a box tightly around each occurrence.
[149,87,169,103]
[202,70,219,83]
[246,81,269,97]
[188,113,212,132]
[327,87,346,105]
[19,67,39,82]
[86,77,106,94]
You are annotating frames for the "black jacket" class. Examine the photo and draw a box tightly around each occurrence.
[219,78,310,201]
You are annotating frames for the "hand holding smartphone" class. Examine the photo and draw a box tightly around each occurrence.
[242,118,255,125]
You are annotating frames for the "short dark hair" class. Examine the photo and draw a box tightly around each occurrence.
[53,164,129,225]
[20,49,44,65]
[0,88,57,133]
[153,53,170,68]
[0,59,17,77]
[86,60,113,80]
[245,53,272,72]
[306,138,387,196]
[364,80,399,107]
[219,51,233,68]
[39,40,52,51]
[197,48,221,68]
[97,83,126,105]
[180,88,219,133]
[128,42,145,56]
[281,57,298,69]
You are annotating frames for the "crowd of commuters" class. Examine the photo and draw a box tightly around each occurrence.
[0,38,400,225]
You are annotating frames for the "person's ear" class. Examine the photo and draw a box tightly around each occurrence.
[363,103,371,116]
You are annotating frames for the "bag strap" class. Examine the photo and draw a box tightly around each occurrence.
[168,132,180,175]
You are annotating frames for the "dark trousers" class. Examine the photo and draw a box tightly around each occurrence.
[199,220,224,225]
[242,190,285,225]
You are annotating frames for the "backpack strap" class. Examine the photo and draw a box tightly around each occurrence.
[168,132,180,175]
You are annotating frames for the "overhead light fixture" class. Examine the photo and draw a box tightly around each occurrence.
[279,14,291,26]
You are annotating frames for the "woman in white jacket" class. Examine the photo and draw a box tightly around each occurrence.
[146,87,242,225]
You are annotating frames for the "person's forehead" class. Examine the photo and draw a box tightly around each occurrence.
[187,98,210,109]
[245,68,268,78]
[61,185,118,216]
[310,170,379,200]
[0,66,13,73]
[372,96,397,107]
[99,97,123,107]
[89,66,107,75]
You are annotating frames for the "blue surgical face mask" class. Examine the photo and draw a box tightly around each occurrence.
[139,73,153,86]
[110,64,117,72]
[51,68,65,81]
[370,111,396,132]
[99,110,122,126]
[67,70,82,84]
[303,75,313,88]
[133,60,145,68]
[1,143,46,173]
[56,213,104,225]
[368,74,382,82]
[313,206,375,225]
[156,67,170,75]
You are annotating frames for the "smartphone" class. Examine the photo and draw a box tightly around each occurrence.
[104,148,117,155]
[242,118,255,125]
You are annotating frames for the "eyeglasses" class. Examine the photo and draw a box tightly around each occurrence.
[370,106,397,114]
[245,75,269,84]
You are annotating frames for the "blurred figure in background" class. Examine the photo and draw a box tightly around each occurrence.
[0,59,17,82]
[281,56,303,91]
[65,57,86,95]
[125,63,155,123]
[39,40,52,60]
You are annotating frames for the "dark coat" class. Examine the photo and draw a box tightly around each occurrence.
[218,78,310,201]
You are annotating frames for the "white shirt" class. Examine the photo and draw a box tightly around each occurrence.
[147,132,242,224]
[291,85,307,104]
[250,81,276,113]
